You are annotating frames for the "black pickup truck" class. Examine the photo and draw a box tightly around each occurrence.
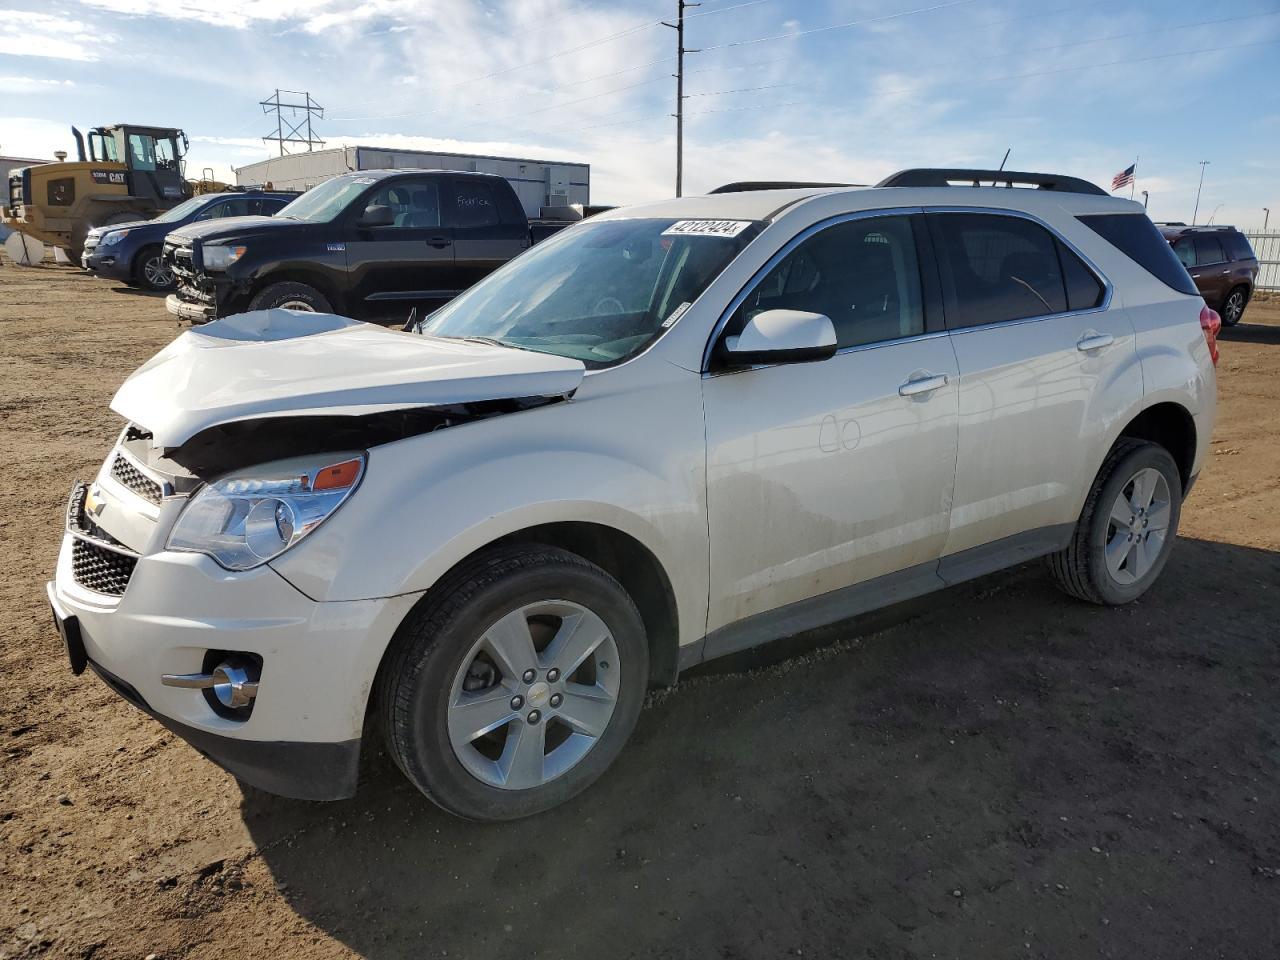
[164,169,576,323]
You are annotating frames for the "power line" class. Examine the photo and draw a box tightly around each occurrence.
[699,0,979,51]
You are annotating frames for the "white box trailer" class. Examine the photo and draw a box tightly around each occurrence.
[234,146,589,219]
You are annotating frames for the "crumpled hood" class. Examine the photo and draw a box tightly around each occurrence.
[111,310,585,448]
[167,215,297,245]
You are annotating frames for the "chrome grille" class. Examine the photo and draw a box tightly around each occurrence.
[110,453,162,505]
[71,538,138,596]
[66,482,139,597]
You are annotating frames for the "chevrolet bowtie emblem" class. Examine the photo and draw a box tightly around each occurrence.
[85,486,105,518]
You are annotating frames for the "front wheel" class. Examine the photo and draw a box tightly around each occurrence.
[1048,439,1183,605]
[378,545,649,821]
[135,246,175,291]
[247,281,333,313]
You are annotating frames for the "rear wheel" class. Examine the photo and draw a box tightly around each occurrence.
[134,246,175,291]
[247,281,332,313]
[1220,285,1249,326]
[377,545,648,821]
[1048,439,1182,605]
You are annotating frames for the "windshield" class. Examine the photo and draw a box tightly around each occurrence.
[276,175,373,223]
[155,195,212,223]
[424,217,762,368]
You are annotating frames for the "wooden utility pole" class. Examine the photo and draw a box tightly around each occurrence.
[663,1,699,197]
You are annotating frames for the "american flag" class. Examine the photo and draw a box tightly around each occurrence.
[1112,163,1136,192]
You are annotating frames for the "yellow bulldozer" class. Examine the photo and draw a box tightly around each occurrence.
[2,124,194,262]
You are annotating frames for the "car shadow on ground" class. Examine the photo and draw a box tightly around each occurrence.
[240,537,1280,960]
[106,285,168,298]
[1220,320,1280,345]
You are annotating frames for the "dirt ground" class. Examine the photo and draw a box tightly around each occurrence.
[1,265,1277,960]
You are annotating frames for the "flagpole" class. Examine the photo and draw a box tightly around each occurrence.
[1131,155,1138,201]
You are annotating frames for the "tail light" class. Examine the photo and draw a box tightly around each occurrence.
[1199,302,1221,367]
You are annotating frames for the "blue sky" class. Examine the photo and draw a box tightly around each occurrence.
[2,0,1277,226]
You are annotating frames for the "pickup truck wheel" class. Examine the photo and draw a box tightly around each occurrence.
[1048,439,1182,606]
[135,246,175,291]
[378,545,649,821]
[1219,285,1249,326]
[247,281,332,313]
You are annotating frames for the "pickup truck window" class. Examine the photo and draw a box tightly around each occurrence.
[454,181,500,228]
[367,181,441,228]
[424,217,763,368]
[277,175,373,223]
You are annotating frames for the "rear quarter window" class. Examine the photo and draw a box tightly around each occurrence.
[1077,213,1198,297]
[1224,231,1256,261]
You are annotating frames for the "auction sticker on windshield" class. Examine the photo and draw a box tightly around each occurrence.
[662,220,753,238]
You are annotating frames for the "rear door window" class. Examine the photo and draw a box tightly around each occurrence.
[1193,236,1225,266]
[453,180,501,228]
[931,213,1068,328]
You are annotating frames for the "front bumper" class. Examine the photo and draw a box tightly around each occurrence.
[166,293,216,322]
[50,523,418,801]
[83,249,132,281]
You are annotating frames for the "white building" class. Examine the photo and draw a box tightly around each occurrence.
[234,146,589,219]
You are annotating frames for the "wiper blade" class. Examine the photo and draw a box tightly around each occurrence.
[461,336,514,349]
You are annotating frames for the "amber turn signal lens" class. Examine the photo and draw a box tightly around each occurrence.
[313,458,362,491]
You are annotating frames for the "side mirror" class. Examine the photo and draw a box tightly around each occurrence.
[358,204,395,228]
[722,309,837,367]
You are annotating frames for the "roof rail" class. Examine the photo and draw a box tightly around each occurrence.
[876,168,1107,197]
[709,181,855,194]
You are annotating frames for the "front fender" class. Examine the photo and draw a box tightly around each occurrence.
[269,363,709,645]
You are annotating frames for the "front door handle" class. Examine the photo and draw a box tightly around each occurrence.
[898,373,948,397]
[426,236,452,248]
[1077,332,1114,352]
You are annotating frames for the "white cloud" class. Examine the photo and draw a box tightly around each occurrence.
[0,9,110,61]
[0,77,75,92]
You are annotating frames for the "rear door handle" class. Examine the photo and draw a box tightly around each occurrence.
[898,373,948,397]
[1077,333,1114,352]
[426,237,452,248]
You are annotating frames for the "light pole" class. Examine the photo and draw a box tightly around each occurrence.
[1141,190,1149,210]
[1192,160,1209,224]
[1265,207,1272,232]
[1207,204,1223,225]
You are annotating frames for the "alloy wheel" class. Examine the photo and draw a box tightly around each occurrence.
[277,300,316,311]
[1224,290,1245,325]
[447,600,620,790]
[1103,467,1171,585]
[143,255,174,289]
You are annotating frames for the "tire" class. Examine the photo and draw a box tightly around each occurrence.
[134,245,175,291]
[377,545,649,821]
[1219,285,1249,327]
[1048,439,1183,605]
[247,281,332,313]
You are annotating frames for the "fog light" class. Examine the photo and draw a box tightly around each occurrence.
[162,655,260,710]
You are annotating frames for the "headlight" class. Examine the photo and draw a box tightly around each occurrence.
[202,244,247,271]
[167,453,365,571]
[100,229,130,247]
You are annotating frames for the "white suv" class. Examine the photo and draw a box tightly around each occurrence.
[49,169,1220,820]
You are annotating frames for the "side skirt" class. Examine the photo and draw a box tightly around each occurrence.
[682,524,1075,672]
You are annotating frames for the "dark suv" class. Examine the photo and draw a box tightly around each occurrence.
[82,190,295,291]
[1159,224,1258,325]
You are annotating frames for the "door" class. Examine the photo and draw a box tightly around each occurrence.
[450,176,530,289]
[928,210,1140,562]
[1189,234,1228,306]
[345,177,456,319]
[702,214,960,639]
[124,131,185,206]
